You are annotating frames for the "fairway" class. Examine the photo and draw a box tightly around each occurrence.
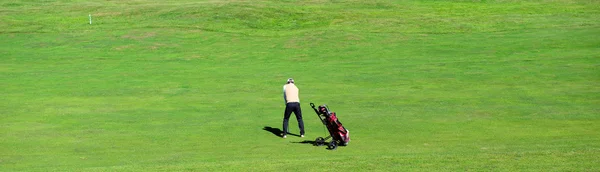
[1,0,600,171]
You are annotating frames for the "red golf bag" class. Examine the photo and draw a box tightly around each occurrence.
[310,103,350,150]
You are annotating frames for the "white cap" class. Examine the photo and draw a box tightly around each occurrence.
[287,78,294,83]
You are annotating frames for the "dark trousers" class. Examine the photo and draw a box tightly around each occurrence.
[283,102,305,135]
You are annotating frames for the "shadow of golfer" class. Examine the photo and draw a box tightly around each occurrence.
[263,126,282,137]
[263,126,300,138]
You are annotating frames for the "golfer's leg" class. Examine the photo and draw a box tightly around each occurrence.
[294,103,305,135]
[282,104,293,135]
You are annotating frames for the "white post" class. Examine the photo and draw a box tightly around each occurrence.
[89,14,92,24]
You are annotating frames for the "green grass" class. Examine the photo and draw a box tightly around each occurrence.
[1,0,599,171]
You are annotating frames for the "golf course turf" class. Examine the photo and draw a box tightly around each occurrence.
[1,0,599,171]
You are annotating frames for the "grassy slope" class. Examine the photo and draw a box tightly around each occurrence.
[1,0,599,171]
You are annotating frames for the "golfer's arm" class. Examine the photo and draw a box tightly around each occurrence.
[283,85,287,103]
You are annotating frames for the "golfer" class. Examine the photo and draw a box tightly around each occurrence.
[282,78,305,138]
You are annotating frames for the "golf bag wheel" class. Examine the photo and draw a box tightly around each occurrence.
[328,141,338,150]
[315,137,325,146]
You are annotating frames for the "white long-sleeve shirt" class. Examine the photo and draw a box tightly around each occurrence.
[283,83,300,104]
